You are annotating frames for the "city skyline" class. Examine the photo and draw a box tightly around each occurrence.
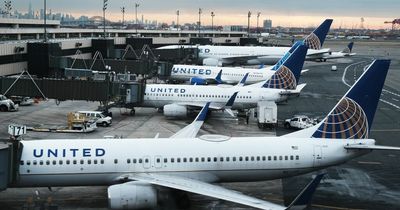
[9,0,400,29]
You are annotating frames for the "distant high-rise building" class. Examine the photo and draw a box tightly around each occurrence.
[263,19,272,30]
[28,1,34,18]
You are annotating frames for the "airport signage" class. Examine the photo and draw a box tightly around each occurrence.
[8,124,26,136]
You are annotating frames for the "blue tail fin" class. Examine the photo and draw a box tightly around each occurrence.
[312,60,390,139]
[341,42,354,53]
[263,44,308,89]
[271,41,303,71]
[195,102,210,121]
[304,19,333,50]
[237,73,249,86]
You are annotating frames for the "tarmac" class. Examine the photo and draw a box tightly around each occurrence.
[0,40,400,210]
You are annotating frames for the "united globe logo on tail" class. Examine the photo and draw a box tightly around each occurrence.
[263,65,296,89]
[312,97,369,139]
[304,33,322,50]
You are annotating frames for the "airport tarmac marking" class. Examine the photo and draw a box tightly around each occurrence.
[343,61,400,111]
[392,98,399,102]
[357,161,382,165]
[383,89,400,97]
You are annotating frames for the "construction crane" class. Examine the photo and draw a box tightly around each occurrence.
[384,19,400,30]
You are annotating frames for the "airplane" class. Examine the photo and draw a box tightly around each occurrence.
[157,19,333,66]
[141,44,308,117]
[169,41,303,85]
[10,59,400,210]
[308,42,356,61]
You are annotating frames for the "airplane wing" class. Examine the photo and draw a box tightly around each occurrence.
[125,173,286,210]
[118,173,325,210]
[170,102,210,139]
[306,48,331,56]
[279,83,307,96]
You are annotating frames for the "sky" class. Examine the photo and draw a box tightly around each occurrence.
[13,0,399,29]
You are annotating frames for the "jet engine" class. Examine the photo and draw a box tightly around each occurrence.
[202,58,222,66]
[108,181,157,209]
[163,104,187,117]
[190,77,207,85]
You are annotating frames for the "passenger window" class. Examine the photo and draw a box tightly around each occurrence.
[27,161,31,165]
[268,156,271,161]
[171,158,175,163]
[133,159,137,164]
[156,158,160,163]
[59,160,63,165]
[245,157,249,161]
[73,160,77,164]
[226,157,230,162]
[207,157,211,162]
[177,158,181,163]
[232,157,236,161]
[145,159,149,163]
[183,158,187,162]
[220,157,224,162]
[296,155,299,160]
[52,160,57,165]
[189,158,193,162]
[262,156,266,161]
[195,157,199,162]
[163,158,168,163]
[213,157,217,162]
[138,159,142,163]
[273,156,277,161]
[20,160,24,165]
[127,159,131,164]
[33,160,37,165]
[290,156,294,160]
[100,159,104,164]
[279,156,283,160]
[251,157,254,161]
[80,160,84,164]
[285,156,288,160]
[40,160,44,165]
[66,160,70,165]
[239,157,243,161]
[87,160,91,164]
[114,159,118,164]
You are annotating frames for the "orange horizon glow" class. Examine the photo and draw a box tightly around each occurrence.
[66,11,393,30]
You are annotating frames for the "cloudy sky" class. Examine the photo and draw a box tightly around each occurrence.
[13,0,399,29]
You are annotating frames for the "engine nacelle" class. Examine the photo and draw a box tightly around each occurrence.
[163,104,187,117]
[108,181,157,209]
[202,58,222,66]
[190,77,207,85]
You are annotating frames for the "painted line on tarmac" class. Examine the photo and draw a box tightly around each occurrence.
[383,89,400,97]
[343,61,400,111]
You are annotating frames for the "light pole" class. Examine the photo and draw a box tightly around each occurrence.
[135,3,139,34]
[44,0,47,42]
[198,8,202,37]
[211,11,215,31]
[103,0,108,38]
[247,11,251,37]
[121,7,125,28]
[257,12,261,36]
[176,10,179,29]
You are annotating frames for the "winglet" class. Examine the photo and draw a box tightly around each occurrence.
[215,70,223,84]
[194,102,210,122]
[224,92,239,117]
[170,102,210,139]
[237,73,249,87]
[271,41,303,71]
[304,19,333,50]
[286,174,325,210]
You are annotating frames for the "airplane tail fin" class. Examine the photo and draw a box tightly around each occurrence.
[271,41,303,71]
[341,42,354,54]
[304,19,333,50]
[286,174,325,210]
[311,59,390,139]
[224,92,239,117]
[262,44,308,90]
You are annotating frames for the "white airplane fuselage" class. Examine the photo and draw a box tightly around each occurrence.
[141,84,286,110]
[16,137,373,187]
[196,45,329,65]
[170,64,275,84]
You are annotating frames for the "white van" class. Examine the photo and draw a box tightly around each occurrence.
[77,111,112,127]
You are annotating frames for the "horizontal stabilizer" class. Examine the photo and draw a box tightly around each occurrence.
[345,144,400,151]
